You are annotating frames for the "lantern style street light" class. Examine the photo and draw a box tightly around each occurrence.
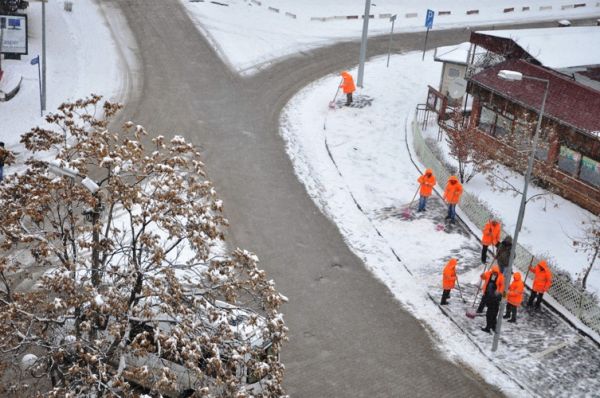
[492,70,550,352]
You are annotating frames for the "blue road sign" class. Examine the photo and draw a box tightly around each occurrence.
[425,9,434,29]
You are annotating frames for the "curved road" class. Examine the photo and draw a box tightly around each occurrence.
[111,1,590,396]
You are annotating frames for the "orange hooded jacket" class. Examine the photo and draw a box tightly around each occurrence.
[340,71,356,94]
[507,272,525,306]
[442,258,457,290]
[530,260,552,293]
[418,169,436,197]
[481,265,505,295]
[443,176,463,205]
[481,220,501,246]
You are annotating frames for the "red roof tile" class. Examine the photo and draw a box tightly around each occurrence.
[469,59,600,135]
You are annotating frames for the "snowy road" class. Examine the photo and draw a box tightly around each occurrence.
[111,0,595,395]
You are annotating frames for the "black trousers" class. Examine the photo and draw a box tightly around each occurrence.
[441,289,451,304]
[346,93,353,105]
[527,292,544,308]
[504,303,517,321]
[485,297,500,331]
[477,295,488,313]
[481,245,489,263]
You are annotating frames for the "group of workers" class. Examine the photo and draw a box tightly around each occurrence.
[416,169,554,334]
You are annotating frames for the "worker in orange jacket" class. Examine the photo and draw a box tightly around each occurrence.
[527,260,552,310]
[479,265,504,333]
[417,169,436,212]
[443,176,463,224]
[481,219,501,264]
[503,272,524,323]
[441,258,457,305]
[340,71,356,106]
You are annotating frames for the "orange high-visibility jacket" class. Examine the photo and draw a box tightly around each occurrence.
[482,220,501,246]
[481,265,505,295]
[340,71,356,94]
[418,169,436,197]
[530,260,552,293]
[443,176,463,204]
[507,272,525,306]
[443,258,457,290]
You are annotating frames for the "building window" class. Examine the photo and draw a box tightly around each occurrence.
[494,113,513,137]
[478,106,496,134]
[557,145,581,176]
[448,67,460,78]
[579,156,600,188]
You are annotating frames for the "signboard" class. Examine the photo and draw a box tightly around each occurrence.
[0,14,28,55]
[425,9,434,29]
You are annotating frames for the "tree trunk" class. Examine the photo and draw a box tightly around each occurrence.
[582,247,598,290]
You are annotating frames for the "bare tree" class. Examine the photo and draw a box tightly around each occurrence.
[443,111,491,183]
[0,96,288,397]
[481,110,556,207]
[573,218,600,290]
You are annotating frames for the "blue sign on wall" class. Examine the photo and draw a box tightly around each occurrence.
[425,9,434,28]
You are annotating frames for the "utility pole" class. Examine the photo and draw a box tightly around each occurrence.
[42,0,47,112]
[357,0,371,88]
[386,14,397,68]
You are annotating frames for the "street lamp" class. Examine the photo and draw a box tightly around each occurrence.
[48,161,102,287]
[492,70,550,352]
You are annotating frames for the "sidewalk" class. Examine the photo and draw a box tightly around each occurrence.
[374,196,600,397]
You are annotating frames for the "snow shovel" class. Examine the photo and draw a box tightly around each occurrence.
[329,78,343,109]
[401,187,420,219]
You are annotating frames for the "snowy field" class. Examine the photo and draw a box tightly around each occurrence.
[279,51,600,397]
[180,0,600,75]
[0,0,136,173]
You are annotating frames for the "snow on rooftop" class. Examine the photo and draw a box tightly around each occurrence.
[475,26,600,69]
[434,42,488,65]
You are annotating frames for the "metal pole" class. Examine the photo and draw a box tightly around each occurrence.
[357,0,371,87]
[492,77,549,352]
[386,15,396,68]
[37,60,42,117]
[0,20,4,74]
[42,0,47,112]
[422,27,430,60]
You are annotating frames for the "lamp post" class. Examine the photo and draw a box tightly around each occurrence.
[357,0,371,87]
[492,70,550,352]
[48,161,102,287]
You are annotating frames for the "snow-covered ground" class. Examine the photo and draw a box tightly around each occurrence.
[279,51,600,397]
[180,0,600,75]
[0,0,136,173]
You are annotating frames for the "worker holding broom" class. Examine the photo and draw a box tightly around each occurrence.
[340,71,356,106]
[527,260,553,311]
[479,265,504,333]
[481,219,501,263]
[441,258,458,305]
[443,176,463,224]
[417,169,436,212]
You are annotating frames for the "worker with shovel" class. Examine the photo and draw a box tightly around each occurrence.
[479,265,504,333]
[527,260,553,311]
[417,169,436,212]
[443,176,463,224]
[441,258,459,305]
[340,71,356,106]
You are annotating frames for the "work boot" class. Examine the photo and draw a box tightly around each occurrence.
[503,314,510,319]
[480,327,491,333]
[507,319,516,323]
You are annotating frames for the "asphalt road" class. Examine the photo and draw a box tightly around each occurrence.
[110,2,596,396]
